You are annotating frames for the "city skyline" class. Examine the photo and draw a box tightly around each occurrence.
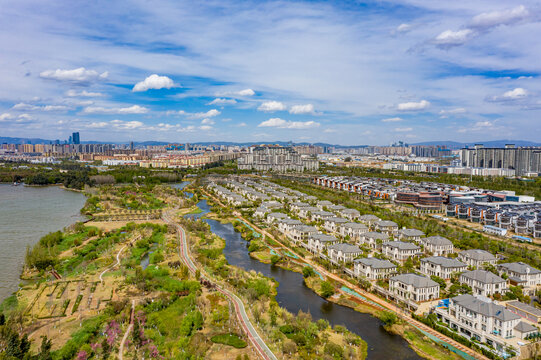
[1,1,541,145]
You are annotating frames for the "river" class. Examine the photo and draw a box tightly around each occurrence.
[186,198,420,360]
[0,184,86,301]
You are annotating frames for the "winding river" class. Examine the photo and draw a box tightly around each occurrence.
[186,197,421,360]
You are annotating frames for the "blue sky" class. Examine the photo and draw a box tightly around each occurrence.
[0,0,540,145]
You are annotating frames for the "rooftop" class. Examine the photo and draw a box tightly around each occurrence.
[390,273,439,288]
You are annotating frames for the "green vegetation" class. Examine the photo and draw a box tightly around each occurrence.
[210,333,247,348]
[320,281,335,298]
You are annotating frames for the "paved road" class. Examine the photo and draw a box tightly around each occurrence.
[203,189,489,360]
[162,210,278,360]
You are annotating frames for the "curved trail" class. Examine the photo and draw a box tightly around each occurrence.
[99,244,127,283]
[118,299,135,360]
[203,189,488,360]
[162,210,278,360]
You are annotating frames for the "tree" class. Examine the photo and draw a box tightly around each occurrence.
[320,281,335,298]
[380,311,398,327]
[270,255,280,266]
[302,266,315,278]
[37,335,52,360]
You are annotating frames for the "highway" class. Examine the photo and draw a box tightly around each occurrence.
[162,210,278,360]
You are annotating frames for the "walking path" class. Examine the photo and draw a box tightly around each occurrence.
[162,210,278,360]
[202,189,488,360]
[118,299,135,360]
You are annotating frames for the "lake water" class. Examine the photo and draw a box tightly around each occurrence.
[187,198,420,360]
[0,184,86,301]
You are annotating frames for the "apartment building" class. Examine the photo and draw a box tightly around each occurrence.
[328,243,362,263]
[374,220,399,235]
[420,236,454,256]
[398,228,425,242]
[340,222,368,241]
[359,232,389,249]
[323,217,349,233]
[498,262,541,291]
[307,234,339,254]
[288,225,318,244]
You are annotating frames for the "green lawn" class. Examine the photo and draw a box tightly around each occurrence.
[210,333,247,348]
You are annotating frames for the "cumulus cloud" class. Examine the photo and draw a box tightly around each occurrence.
[0,113,35,124]
[258,117,320,129]
[189,109,220,119]
[217,88,255,97]
[83,105,149,114]
[39,67,108,83]
[397,100,430,111]
[132,74,178,92]
[488,88,529,102]
[110,120,144,129]
[207,98,237,105]
[289,104,316,114]
[199,125,213,131]
[11,103,68,112]
[258,101,286,112]
[201,118,215,125]
[431,6,533,48]
[394,127,413,132]
[470,5,530,29]
[381,117,402,122]
[65,90,104,97]
[433,29,475,48]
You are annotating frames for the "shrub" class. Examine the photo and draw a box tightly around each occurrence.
[320,281,335,298]
[210,333,247,348]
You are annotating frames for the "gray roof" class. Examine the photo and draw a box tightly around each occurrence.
[328,243,362,253]
[291,202,309,207]
[267,212,288,219]
[359,214,380,221]
[514,321,537,333]
[390,273,439,288]
[507,301,541,317]
[329,204,347,211]
[424,236,453,246]
[317,200,334,206]
[363,232,389,240]
[400,229,425,237]
[383,241,420,250]
[325,217,349,224]
[451,294,520,322]
[421,256,467,269]
[342,222,368,230]
[375,220,398,227]
[458,249,496,262]
[340,208,360,214]
[312,210,334,216]
[460,270,506,284]
[498,262,541,275]
[294,225,318,233]
[309,234,338,243]
[355,257,396,269]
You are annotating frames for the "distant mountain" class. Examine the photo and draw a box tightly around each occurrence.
[411,140,541,149]
[1,136,539,148]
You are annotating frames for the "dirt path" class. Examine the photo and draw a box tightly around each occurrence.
[118,299,135,360]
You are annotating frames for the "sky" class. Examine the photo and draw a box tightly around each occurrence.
[0,0,540,146]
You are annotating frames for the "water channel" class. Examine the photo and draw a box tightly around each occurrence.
[185,197,421,359]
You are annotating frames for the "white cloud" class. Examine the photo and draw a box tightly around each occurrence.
[0,113,14,121]
[396,24,411,33]
[258,117,320,129]
[258,101,286,112]
[83,105,149,114]
[289,104,316,115]
[132,74,178,92]
[207,98,237,105]
[236,122,247,127]
[11,103,68,112]
[43,105,68,111]
[503,88,528,99]
[199,125,213,131]
[433,29,475,47]
[323,128,337,133]
[39,67,108,83]
[217,88,255,97]
[488,88,529,102]
[189,109,220,119]
[65,90,104,97]
[201,118,215,125]
[0,113,35,124]
[381,117,402,122]
[394,127,413,132]
[439,108,466,115]
[470,5,530,29]
[110,119,144,129]
[86,121,109,128]
[397,100,430,111]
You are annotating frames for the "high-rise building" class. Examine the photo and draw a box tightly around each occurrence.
[72,132,80,145]
[460,145,541,175]
[237,145,319,172]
